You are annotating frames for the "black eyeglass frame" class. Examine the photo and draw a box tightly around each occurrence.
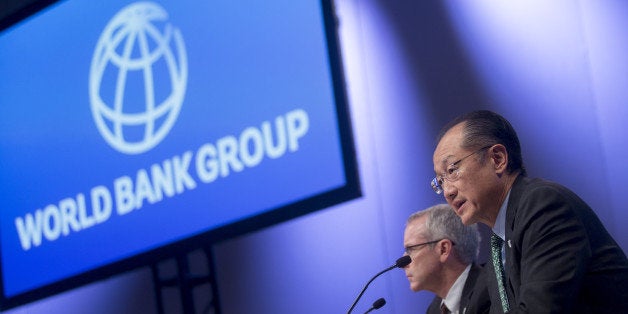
[403,238,455,255]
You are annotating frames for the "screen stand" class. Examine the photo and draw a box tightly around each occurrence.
[151,247,222,313]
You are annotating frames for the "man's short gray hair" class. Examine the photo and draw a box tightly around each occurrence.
[407,204,480,264]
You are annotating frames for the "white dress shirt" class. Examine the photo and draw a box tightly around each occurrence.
[441,264,472,314]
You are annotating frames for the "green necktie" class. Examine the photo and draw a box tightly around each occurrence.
[491,233,510,312]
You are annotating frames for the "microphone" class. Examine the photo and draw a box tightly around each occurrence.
[364,298,386,314]
[396,255,412,268]
[347,255,411,314]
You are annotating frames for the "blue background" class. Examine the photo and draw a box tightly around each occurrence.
[1,0,628,313]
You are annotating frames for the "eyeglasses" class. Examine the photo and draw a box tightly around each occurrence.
[431,145,492,194]
[404,239,449,255]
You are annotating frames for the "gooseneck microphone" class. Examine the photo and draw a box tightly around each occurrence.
[364,298,386,313]
[347,255,411,314]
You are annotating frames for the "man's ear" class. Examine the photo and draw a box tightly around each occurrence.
[488,144,508,174]
[438,240,453,262]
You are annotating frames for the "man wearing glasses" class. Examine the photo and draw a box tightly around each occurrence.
[403,204,490,314]
[432,110,628,313]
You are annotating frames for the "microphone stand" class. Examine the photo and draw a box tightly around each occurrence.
[347,256,410,314]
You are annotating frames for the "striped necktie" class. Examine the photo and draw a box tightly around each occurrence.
[491,233,510,312]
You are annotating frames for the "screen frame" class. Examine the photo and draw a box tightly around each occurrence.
[0,0,360,309]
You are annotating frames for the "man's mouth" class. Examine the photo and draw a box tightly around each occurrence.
[453,200,466,214]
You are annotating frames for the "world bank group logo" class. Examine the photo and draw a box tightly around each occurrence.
[89,2,188,155]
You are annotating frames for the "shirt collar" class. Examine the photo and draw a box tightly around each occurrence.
[492,189,511,241]
[441,264,472,314]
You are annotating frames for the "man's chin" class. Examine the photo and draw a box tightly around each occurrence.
[410,284,421,292]
[460,215,474,225]
[459,211,477,226]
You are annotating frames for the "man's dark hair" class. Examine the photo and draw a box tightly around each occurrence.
[437,110,527,176]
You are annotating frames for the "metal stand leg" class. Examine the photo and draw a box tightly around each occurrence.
[151,246,221,314]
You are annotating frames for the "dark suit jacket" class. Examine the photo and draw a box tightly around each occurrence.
[426,264,491,314]
[486,175,628,313]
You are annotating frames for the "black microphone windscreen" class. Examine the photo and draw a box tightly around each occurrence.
[373,298,386,309]
[395,255,411,268]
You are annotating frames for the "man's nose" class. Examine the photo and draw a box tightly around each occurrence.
[443,181,456,201]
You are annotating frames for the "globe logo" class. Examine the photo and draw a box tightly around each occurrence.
[89,2,187,154]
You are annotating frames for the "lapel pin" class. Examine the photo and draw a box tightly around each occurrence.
[507,240,512,248]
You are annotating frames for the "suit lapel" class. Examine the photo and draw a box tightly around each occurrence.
[503,175,528,310]
[459,264,479,313]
